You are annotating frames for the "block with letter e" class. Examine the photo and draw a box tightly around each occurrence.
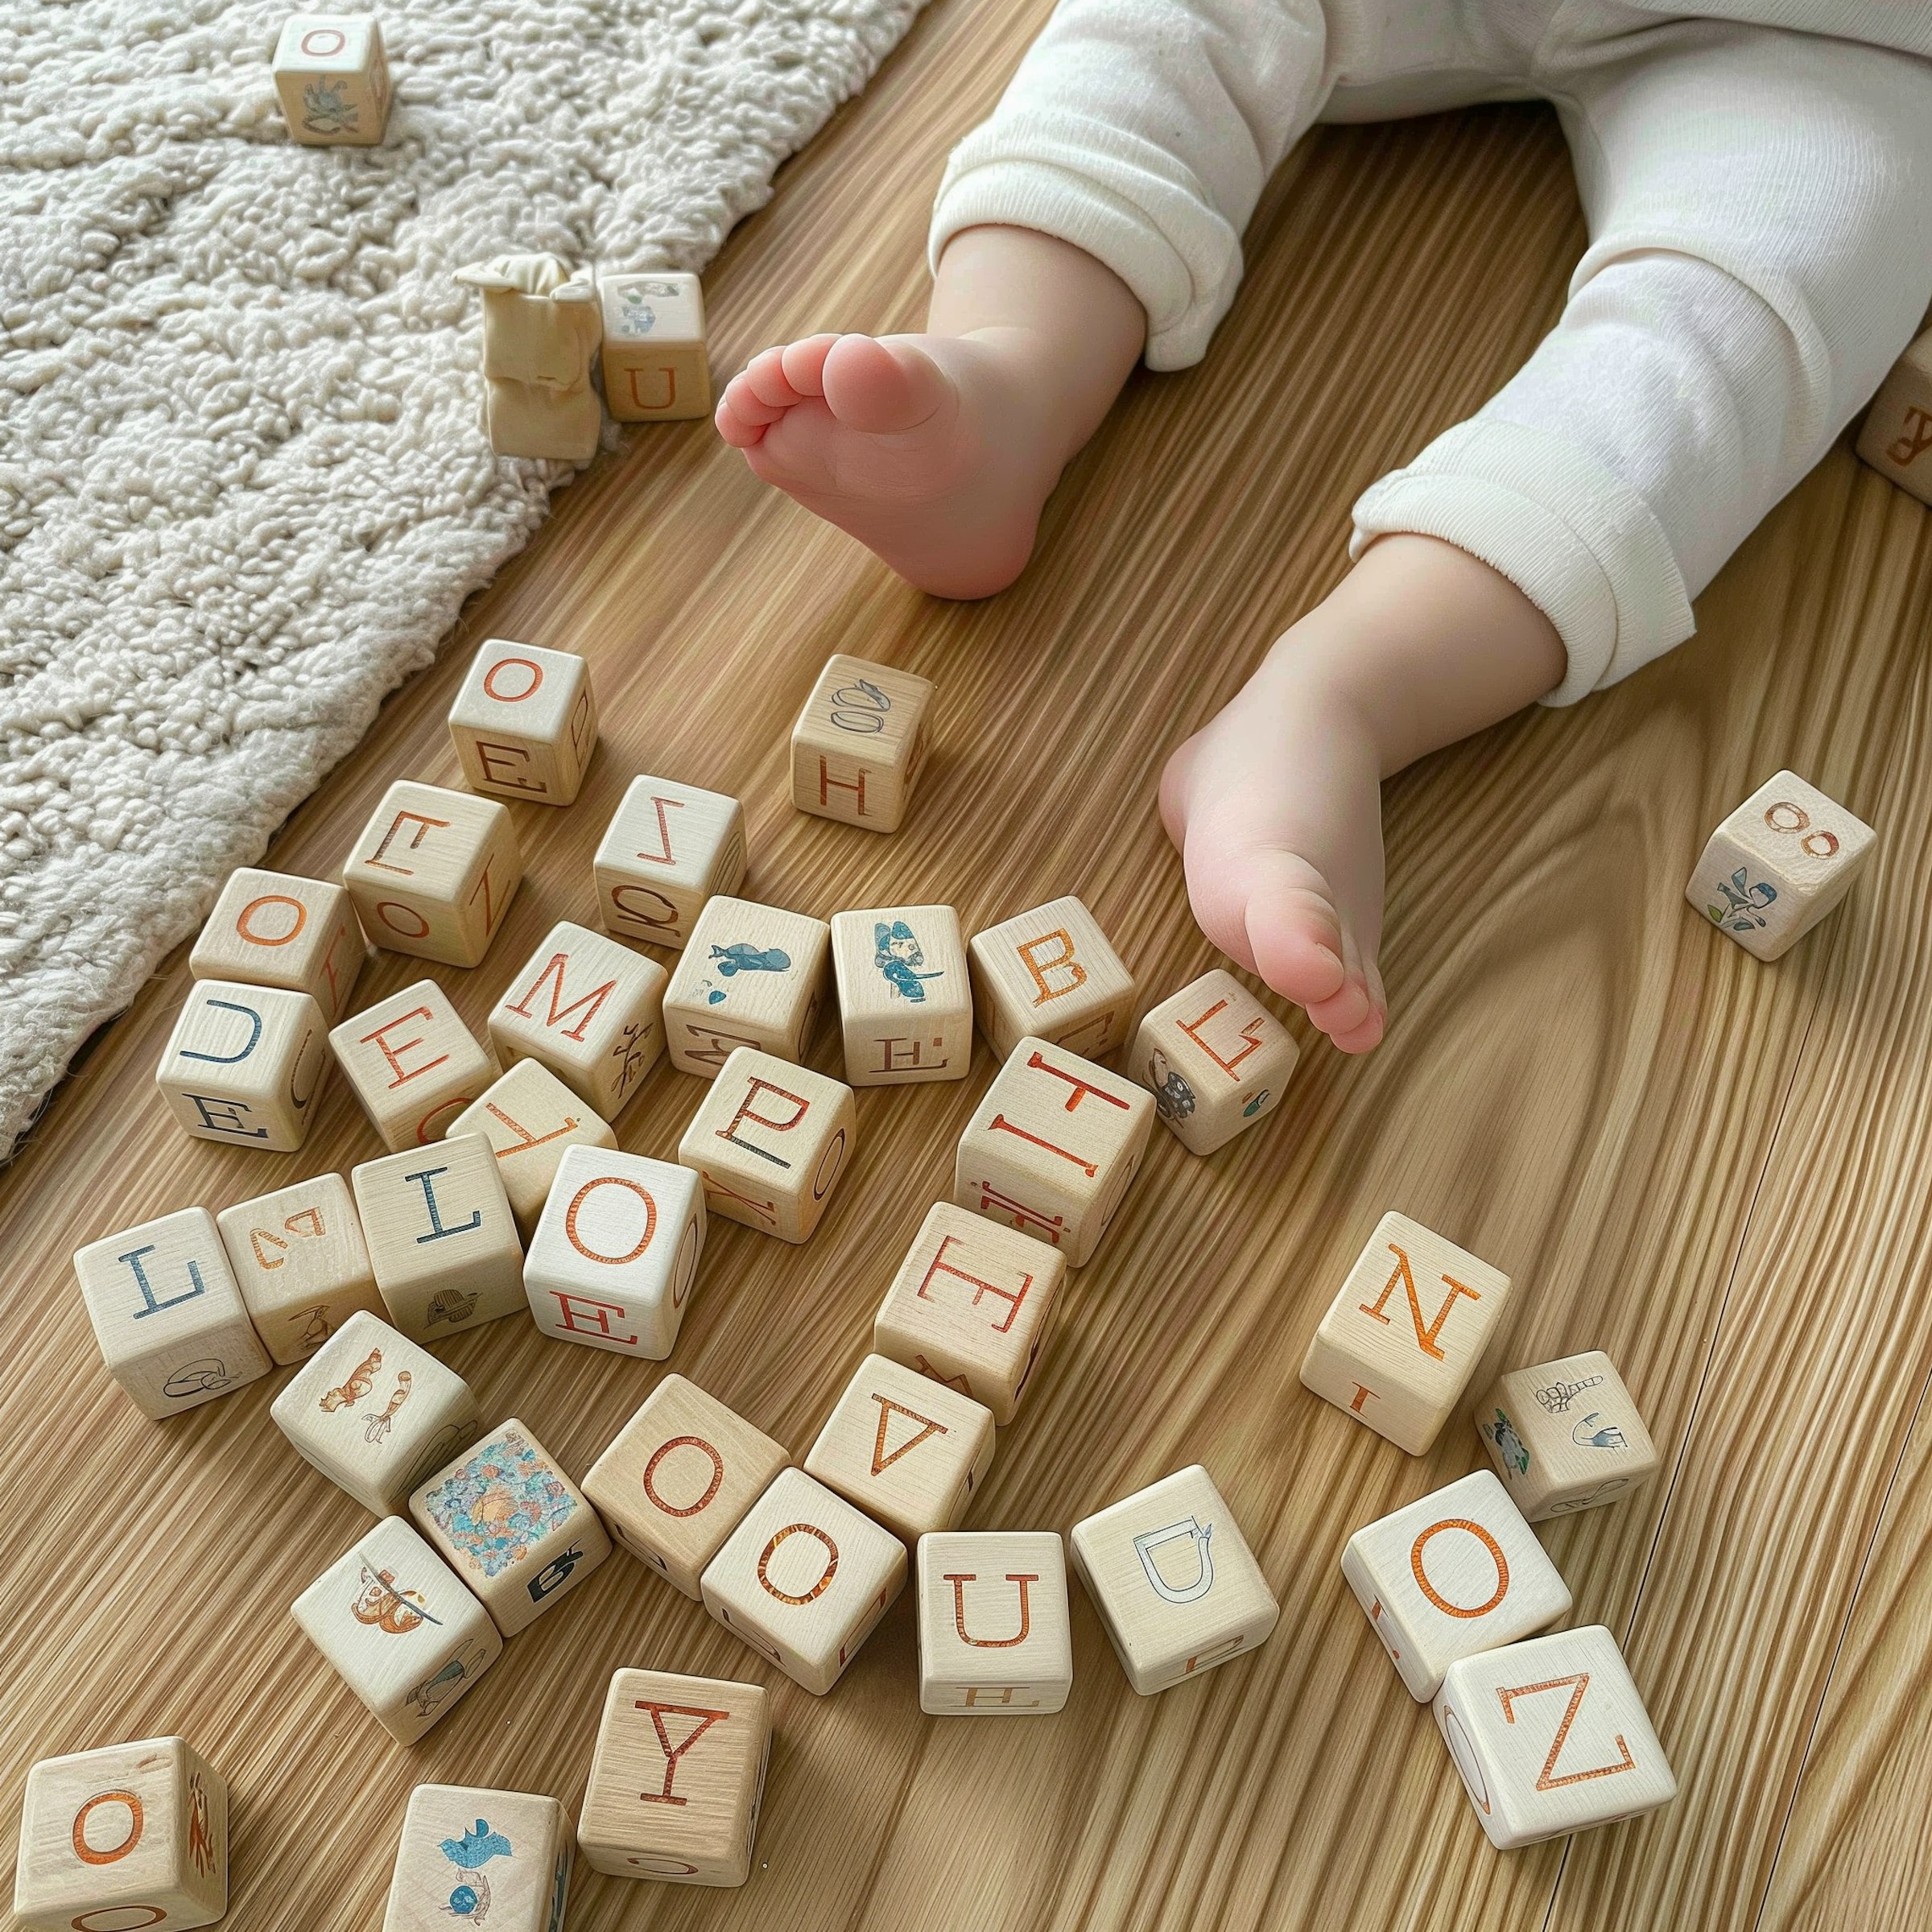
[789,652,934,833]
[155,977,329,1152]
[343,779,522,968]
[968,894,1137,1061]
[448,637,597,806]
[831,902,972,1086]
[191,865,367,1022]
[1130,967,1298,1154]
[593,774,745,951]
[917,1530,1072,1715]
[332,979,502,1152]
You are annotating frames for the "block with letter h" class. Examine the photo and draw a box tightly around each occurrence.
[1131,968,1298,1154]
[789,652,935,833]
[448,637,598,806]
[918,1530,1073,1715]
[450,1059,616,1236]
[969,894,1137,1062]
[216,1171,382,1363]
[594,774,746,952]
[831,903,972,1086]
[191,865,367,1022]
[662,896,828,1075]
[332,979,502,1152]
[383,1784,572,1932]
[343,779,522,968]
[155,977,330,1151]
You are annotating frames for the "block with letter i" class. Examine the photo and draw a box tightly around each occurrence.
[1856,328,1932,506]
[1131,968,1298,1154]
[918,1530,1073,1715]
[1300,1212,1512,1455]
[790,653,935,833]
[450,1059,617,1236]
[593,774,745,951]
[72,1208,271,1419]
[332,979,502,1153]
[383,1785,572,1932]
[662,896,829,1075]
[273,13,390,147]
[969,894,1137,1061]
[1475,1350,1658,1522]
[217,1170,382,1362]
[191,865,367,1022]
[13,1736,228,1932]
[1071,1464,1279,1694]
[1434,1626,1677,1847]
[344,779,522,968]
[830,903,972,1086]
[155,977,330,1151]
[578,1669,770,1887]
[599,271,712,423]
[1686,770,1877,961]
[448,637,597,807]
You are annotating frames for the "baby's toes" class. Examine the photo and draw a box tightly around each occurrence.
[1242,861,1350,1011]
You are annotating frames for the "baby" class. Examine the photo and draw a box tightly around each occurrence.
[717,2,1932,1054]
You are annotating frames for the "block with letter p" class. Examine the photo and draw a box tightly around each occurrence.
[331,979,502,1152]
[448,637,597,806]
[789,653,935,833]
[190,865,367,1022]
[917,1530,1073,1715]
[968,894,1137,1062]
[1130,968,1298,1154]
[343,780,522,968]
[155,978,329,1152]
[593,774,745,952]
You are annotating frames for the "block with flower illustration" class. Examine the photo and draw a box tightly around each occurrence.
[382,1785,572,1932]
[273,14,391,148]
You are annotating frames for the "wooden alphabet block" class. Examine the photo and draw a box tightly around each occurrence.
[410,1418,612,1637]
[1070,1464,1279,1695]
[1434,1625,1677,1848]
[789,654,935,834]
[72,1208,271,1420]
[270,1309,484,1515]
[449,1059,617,1236]
[14,1736,228,1932]
[872,1202,1065,1424]
[344,780,522,968]
[217,1171,383,1362]
[968,894,1137,1061]
[577,1669,770,1886]
[593,774,746,952]
[1475,1349,1659,1522]
[1341,1471,1571,1700]
[448,638,598,807]
[803,1353,995,1542]
[700,1466,906,1695]
[675,1046,855,1243]
[953,1036,1154,1266]
[582,1374,791,1597]
[456,255,604,463]
[155,977,329,1152]
[273,13,390,147]
[489,920,666,1119]
[332,979,502,1153]
[1130,968,1297,1154]
[917,1530,1073,1715]
[524,1146,705,1358]
[384,1785,571,1932]
[1685,770,1877,961]
[1300,1212,1512,1455]
[350,1133,525,1340]
[599,272,712,423]
[1856,328,1932,506]
[830,903,972,1086]
[661,896,828,1075]
[191,865,367,1022]
[291,1516,502,1744]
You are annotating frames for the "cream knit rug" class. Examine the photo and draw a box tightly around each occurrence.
[0,0,925,1158]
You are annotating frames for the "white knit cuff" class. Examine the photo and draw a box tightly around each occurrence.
[1349,421,1695,706]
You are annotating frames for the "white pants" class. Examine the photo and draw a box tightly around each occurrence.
[930,2,1932,703]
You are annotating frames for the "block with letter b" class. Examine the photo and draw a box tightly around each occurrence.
[332,979,502,1153]
[449,1059,617,1236]
[1434,1625,1678,1847]
[217,1171,382,1362]
[599,271,712,423]
[1300,1212,1512,1455]
[1856,328,1932,506]
[14,1735,228,1932]
[593,774,745,952]
[969,894,1137,1062]
[1341,1471,1571,1700]
[662,896,828,1075]
[578,1669,770,1887]
[1131,968,1298,1154]
[344,779,522,968]
[383,1784,572,1932]
[790,653,935,834]
[273,12,390,147]
[448,637,597,807]
[191,865,367,1022]
[830,903,972,1087]
[917,1530,1073,1715]
[1475,1349,1659,1522]
[155,977,330,1152]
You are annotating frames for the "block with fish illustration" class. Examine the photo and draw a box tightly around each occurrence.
[190,865,367,1022]
[661,897,828,1075]
[1474,1349,1659,1522]
[448,1059,617,1237]
[1129,968,1298,1154]
[342,780,522,968]
[448,637,598,807]
[593,774,746,952]
[382,1784,572,1932]
[216,1171,383,1363]
[599,270,711,423]
[273,13,390,147]
[830,904,972,1086]
[155,976,330,1152]
[789,654,935,834]
[332,979,502,1153]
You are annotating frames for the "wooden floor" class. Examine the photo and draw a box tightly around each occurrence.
[6,1,1932,1926]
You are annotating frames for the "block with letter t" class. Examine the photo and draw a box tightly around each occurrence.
[917,1530,1073,1715]
[191,865,367,1022]
[343,779,522,968]
[1130,968,1298,1154]
[593,774,745,952]
[447,637,598,806]
[661,896,828,1075]
[331,979,502,1152]
[155,977,330,1152]
[790,653,935,833]
[968,894,1137,1061]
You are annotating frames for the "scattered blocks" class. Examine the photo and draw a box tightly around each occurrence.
[384,1785,572,1932]
[216,1171,383,1362]
[578,1668,770,1887]
[524,1146,705,1357]
[583,1375,791,1597]
[270,1309,484,1515]
[343,780,522,968]
[155,978,329,1152]
[830,903,972,1086]
[449,1059,617,1236]
[72,1208,271,1419]
[273,12,390,147]
[593,774,746,952]
[953,1036,1154,1266]
[598,271,712,423]
[410,1418,611,1637]
[456,254,604,463]
[662,896,828,1075]
[1130,968,1297,1154]
[1856,328,1932,506]
[676,1046,856,1243]
[448,638,598,807]
[13,1736,228,1932]
[332,979,502,1153]
[1072,1466,1279,1695]
[968,894,1136,1061]
[1475,1349,1659,1522]
[1434,1625,1677,1848]
[789,654,935,834]
[917,1530,1073,1715]
[351,1133,526,1341]
[1300,1212,1512,1455]
[872,1201,1065,1424]
[1341,1471,1571,1701]
[1686,770,1877,962]
[291,1516,502,1744]
[700,1466,906,1695]
[191,865,367,1022]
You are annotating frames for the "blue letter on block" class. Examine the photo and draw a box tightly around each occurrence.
[180,997,265,1064]
[185,1095,269,1139]
[404,1166,483,1245]
[119,1244,208,1319]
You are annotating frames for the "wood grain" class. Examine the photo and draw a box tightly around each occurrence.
[3,0,1930,1925]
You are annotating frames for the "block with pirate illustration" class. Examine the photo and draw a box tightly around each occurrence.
[830,904,973,1086]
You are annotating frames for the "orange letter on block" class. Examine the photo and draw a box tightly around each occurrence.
[1359,1244,1480,1360]
[1015,929,1086,1005]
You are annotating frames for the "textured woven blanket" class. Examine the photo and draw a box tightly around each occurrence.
[0,0,924,1156]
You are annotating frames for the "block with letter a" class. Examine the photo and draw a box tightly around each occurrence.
[661,896,828,1075]
[14,1735,228,1932]
[593,774,746,952]
[216,1170,382,1362]
[830,902,972,1087]
[72,1207,270,1420]
[331,979,501,1154]
[1475,1348,1660,1523]
[577,1668,770,1887]
[383,1784,572,1932]
[447,637,599,807]
[1856,328,1932,506]
[968,894,1137,1062]
[272,12,390,147]
[1434,1625,1677,1847]
[1341,1471,1570,1700]
[598,271,712,423]
[953,1036,1154,1267]
[343,779,522,968]
[1070,1464,1279,1695]
[190,865,367,1022]
[449,1058,616,1236]
[1300,1212,1512,1455]
[917,1530,1073,1715]
[1130,967,1298,1154]
[789,652,935,834]
[155,976,330,1152]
